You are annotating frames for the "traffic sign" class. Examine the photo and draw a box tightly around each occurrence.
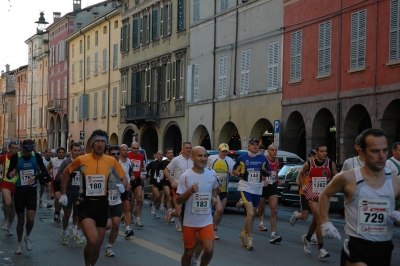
[274,120,280,148]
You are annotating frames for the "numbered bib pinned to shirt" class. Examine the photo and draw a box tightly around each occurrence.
[20,169,34,186]
[192,193,211,214]
[72,171,81,186]
[248,171,260,183]
[217,173,227,186]
[108,189,122,205]
[312,177,327,193]
[85,175,106,196]
[267,171,277,183]
[131,160,141,172]
[357,198,390,235]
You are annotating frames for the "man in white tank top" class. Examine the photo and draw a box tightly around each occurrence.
[47,147,66,223]
[319,129,400,266]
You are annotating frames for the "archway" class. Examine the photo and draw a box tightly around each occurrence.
[141,126,158,157]
[43,139,47,150]
[163,123,182,156]
[49,117,55,131]
[283,111,306,160]
[191,125,211,150]
[122,127,136,146]
[55,115,61,148]
[218,122,241,150]
[311,108,336,161]
[37,139,42,152]
[250,119,274,147]
[381,99,400,156]
[343,104,372,159]
[109,133,118,145]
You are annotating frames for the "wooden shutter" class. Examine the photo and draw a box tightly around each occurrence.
[140,16,143,45]
[160,6,164,37]
[193,64,199,102]
[389,0,400,62]
[102,90,106,117]
[166,62,171,100]
[146,14,150,44]
[318,21,331,76]
[178,0,185,31]
[168,2,172,35]
[350,10,366,69]
[94,92,98,118]
[82,94,89,120]
[152,9,158,40]
[290,31,302,81]
[120,26,124,52]
[103,49,107,72]
[127,23,130,51]
[113,44,118,69]
[133,19,139,48]
[112,87,117,115]
[219,56,227,98]
[95,52,98,75]
[172,61,176,98]
[268,42,279,89]
[87,56,90,77]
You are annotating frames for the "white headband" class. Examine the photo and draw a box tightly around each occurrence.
[90,136,108,147]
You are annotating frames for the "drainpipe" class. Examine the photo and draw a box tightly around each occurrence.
[373,0,379,121]
[232,0,239,98]
[29,39,34,139]
[105,15,111,140]
[211,0,217,148]
[79,29,86,143]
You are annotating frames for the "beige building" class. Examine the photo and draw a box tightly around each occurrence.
[119,0,189,156]
[66,8,122,148]
[0,65,17,148]
[188,0,283,149]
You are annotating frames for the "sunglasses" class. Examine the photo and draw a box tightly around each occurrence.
[132,147,139,149]
[111,152,120,155]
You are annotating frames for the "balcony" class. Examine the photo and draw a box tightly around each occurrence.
[48,98,67,113]
[125,102,160,127]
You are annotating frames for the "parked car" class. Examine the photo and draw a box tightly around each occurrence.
[277,164,303,201]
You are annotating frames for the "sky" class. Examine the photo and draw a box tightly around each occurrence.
[0,0,105,73]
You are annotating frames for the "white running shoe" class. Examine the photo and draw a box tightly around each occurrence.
[24,235,32,251]
[2,221,8,230]
[105,247,115,257]
[15,244,22,254]
[270,233,282,244]
[154,209,160,219]
[290,211,299,226]
[74,233,85,244]
[301,235,311,254]
[214,230,219,240]
[61,232,68,245]
[318,248,330,259]
[134,218,143,227]
[176,222,182,232]
[310,234,318,245]
[239,231,247,247]
[246,237,254,250]
[151,205,155,215]
[7,226,13,236]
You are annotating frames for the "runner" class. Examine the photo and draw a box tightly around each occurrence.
[47,147,67,223]
[232,137,270,250]
[39,149,53,208]
[297,143,338,259]
[146,150,164,218]
[118,144,134,238]
[319,128,400,266]
[158,148,174,221]
[6,139,49,254]
[56,142,85,245]
[206,143,234,240]
[0,141,19,236]
[177,146,218,266]
[341,135,365,172]
[59,130,127,266]
[386,142,400,211]
[104,145,125,257]
[127,142,146,227]
[165,142,194,232]
[256,144,282,243]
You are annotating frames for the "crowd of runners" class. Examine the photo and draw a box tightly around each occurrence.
[1,128,400,266]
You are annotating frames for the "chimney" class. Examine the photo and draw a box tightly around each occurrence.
[53,12,61,23]
[73,0,82,11]
[5,64,10,72]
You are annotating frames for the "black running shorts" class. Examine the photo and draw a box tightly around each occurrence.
[261,183,278,198]
[14,187,37,213]
[77,197,109,228]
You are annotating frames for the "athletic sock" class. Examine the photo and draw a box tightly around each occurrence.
[126,226,131,230]
[306,233,312,241]
[107,243,112,248]
[318,243,323,250]
[271,232,276,237]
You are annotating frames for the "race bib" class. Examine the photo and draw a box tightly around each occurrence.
[312,177,327,193]
[357,198,390,235]
[158,170,164,180]
[72,171,81,186]
[85,175,105,196]
[131,160,140,172]
[108,189,122,206]
[192,193,211,214]
[217,173,227,186]
[248,171,260,183]
[20,169,34,186]
[267,171,277,183]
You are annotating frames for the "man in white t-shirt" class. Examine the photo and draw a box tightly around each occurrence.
[386,142,400,176]
[341,134,365,172]
[177,146,218,266]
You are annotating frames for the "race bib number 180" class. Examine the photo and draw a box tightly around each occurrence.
[85,175,105,196]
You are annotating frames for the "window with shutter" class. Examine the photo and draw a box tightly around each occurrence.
[168,2,172,35]
[133,19,139,48]
[82,94,89,120]
[240,49,251,95]
[178,0,185,31]
[146,14,150,44]
[102,90,106,117]
[193,0,200,23]
[120,26,124,52]
[140,16,143,45]
[103,49,107,72]
[268,42,279,90]
[78,95,82,120]
[172,61,176,98]
[390,0,400,62]
[179,59,185,98]
[221,0,229,11]
[350,10,366,69]
[290,31,302,81]
[87,56,90,78]
[152,9,158,40]
[318,21,331,76]
[160,6,164,37]
[94,52,98,75]
[94,92,98,118]
[112,87,117,115]
[126,23,130,51]
[71,98,75,122]
[72,63,75,83]
[121,75,127,107]
[57,78,61,99]
[79,60,83,80]
[113,44,118,69]
[219,56,228,99]
[193,64,199,102]
[145,68,151,102]
[166,62,171,100]
[64,75,67,98]
[131,72,142,104]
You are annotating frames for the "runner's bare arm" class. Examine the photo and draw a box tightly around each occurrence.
[297,162,309,189]
[46,161,53,174]
[61,167,69,195]
[319,172,347,223]
[176,182,198,205]
[164,168,174,184]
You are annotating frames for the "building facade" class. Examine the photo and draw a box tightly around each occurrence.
[282,0,400,162]
[119,0,190,156]
[188,0,283,150]
[14,66,29,147]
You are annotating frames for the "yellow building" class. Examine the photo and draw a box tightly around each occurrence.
[66,8,122,147]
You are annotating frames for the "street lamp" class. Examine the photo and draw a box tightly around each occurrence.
[35,12,49,33]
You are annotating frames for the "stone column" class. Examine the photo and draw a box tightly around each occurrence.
[60,130,67,150]
[54,131,58,149]
[48,131,53,150]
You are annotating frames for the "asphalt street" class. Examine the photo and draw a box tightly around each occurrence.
[1,193,400,266]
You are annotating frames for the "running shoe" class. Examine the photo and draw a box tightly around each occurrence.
[176,222,182,232]
[24,235,32,251]
[134,218,143,227]
[301,234,311,254]
[165,209,173,224]
[7,226,13,236]
[214,230,219,240]
[105,247,115,257]
[74,233,85,244]
[160,207,165,218]
[171,217,175,223]
[54,213,60,223]
[258,223,268,231]
[125,228,134,238]
[310,234,318,245]
[151,205,155,215]
[318,248,330,259]
[246,236,254,250]
[239,231,247,247]
[154,209,160,219]
[236,199,243,210]
[51,195,55,200]
[61,232,68,245]
[15,244,22,254]
[2,221,8,230]
[270,233,282,244]
[39,200,43,208]
[190,255,197,266]
[290,211,299,226]
[47,203,53,208]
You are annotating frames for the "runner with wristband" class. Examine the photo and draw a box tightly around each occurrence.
[158,148,174,221]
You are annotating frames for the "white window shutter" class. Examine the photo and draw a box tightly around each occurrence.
[102,90,106,117]
[350,10,367,69]
[389,0,400,62]
[103,49,107,72]
[95,52,98,75]
[112,87,117,115]
[268,42,279,90]
[219,56,227,98]
[146,15,150,43]
[290,31,302,81]
[168,2,172,35]
[193,64,199,102]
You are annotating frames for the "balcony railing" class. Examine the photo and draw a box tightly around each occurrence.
[125,102,159,126]
[48,98,67,112]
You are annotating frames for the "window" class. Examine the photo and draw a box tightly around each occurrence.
[79,60,83,80]
[177,0,185,31]
[64,75,67,98]
[78,96,82,120]
[166,62,171,100]
[78,94,89,120]
[95,31,98,46]
[80,40,83,54]
[167,2,172,35]
[93,92,98,118]
[390,0,400,62]
[140,16,143,45]
[24,114,26,129]
[101,90,106,117]
[87,56,90,78]
[193,0,200,23]
[221,0,229,11]
[94,52,99,75]
[152,8,158,40]
[268,42,279,90]
[218,56,228,99]
[179,59,185,98]
[112,87,117,115]
[318,21,331,76]
[71,98,75,122]
[193,64,199,102]
[133,18,139,48]
[160,3,172,37]
[171,61,176,98]
[51,81,54,99]
[57,78,61,99]
[87,35,90,50]
[72,63,75,83]
[103,49,107,72]
[160,6,164,37]
[121,23,130,52]
[113,44,118,69]
[43,107,47,127]
[103,25,107,34]
[114,20,118,29]
[350,10,366,69]
[290,30,302,81]
[131,72,141,104]
[33,108,36,128]
[121,75,127,107]
[240,49,251,95]
[145,68,151,101]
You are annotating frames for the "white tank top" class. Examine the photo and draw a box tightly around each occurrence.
[51,158,66,177]
[43,157,51,168]
[344,168,395,241]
